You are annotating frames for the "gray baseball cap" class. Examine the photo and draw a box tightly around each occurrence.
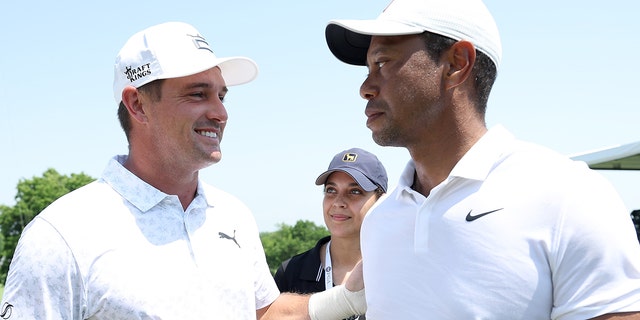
[315,148,388,192]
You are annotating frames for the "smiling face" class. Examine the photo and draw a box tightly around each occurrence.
[360,34,447,149]
[322,171,380,239]
[140,67,229,172]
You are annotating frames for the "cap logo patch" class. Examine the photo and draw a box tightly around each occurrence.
[189,34,213,53]
[124,63,152,83]
[342,153,358,162]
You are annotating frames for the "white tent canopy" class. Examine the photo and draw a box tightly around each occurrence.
[570,141,640,170]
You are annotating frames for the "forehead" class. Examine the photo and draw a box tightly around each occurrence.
[366,34,425,62]
[165,66,226,90]
[369,34,425,51]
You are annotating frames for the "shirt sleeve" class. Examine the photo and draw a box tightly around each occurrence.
[551,171,640,320]
[1,217,84,319]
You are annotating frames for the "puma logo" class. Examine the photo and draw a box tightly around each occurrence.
[219,230,241,248]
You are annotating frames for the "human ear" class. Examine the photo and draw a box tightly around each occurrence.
[121,86,148,124]
[444,40,476,90]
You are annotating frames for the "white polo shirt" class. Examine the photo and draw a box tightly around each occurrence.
[2,155,279,319]
[362,126,640,319]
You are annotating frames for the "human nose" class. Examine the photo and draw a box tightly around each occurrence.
[360,76,377,100]
[207,98,228,123]
[332,193,348,208]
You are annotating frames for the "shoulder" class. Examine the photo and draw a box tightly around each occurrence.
[38,180,119,223]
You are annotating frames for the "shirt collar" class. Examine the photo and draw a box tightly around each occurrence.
[101,155,173,212]
[396,125,515,198]
[101,155,215,213]
[450,125,515,181]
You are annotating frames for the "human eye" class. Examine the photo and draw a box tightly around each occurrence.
[189,91,206,99]
[324,186,337,194]
[366,60,388,77]
[350,188,364,195]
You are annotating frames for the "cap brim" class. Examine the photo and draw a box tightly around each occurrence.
[315,168,379,192]
[326,19,423,66]
[216,57,258,86]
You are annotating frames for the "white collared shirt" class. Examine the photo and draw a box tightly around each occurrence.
[362,125,640,319]
[2,155,279,319]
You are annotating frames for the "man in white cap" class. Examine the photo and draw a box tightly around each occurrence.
[1,22,365,319]
[325,0,640,319]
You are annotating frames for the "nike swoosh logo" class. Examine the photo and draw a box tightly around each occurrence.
[466,208,504,222]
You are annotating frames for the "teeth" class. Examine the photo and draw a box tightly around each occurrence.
[197,130,217,138]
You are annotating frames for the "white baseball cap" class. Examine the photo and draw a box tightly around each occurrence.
[113,21,258,104]
[325,0,502,70]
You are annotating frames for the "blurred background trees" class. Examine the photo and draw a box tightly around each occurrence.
[260,220,329,274]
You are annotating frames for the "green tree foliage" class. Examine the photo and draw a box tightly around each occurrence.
[260,220,329,274]
[0,169,95,284]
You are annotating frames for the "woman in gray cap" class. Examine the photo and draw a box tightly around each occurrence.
[274,147,388,320]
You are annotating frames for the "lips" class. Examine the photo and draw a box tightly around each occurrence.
[365,102,385,127]
[366,111,383,121]
[365,106,382,118]
[331,214,351,222]
[366,110,384,128]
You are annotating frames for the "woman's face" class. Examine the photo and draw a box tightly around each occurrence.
[322,171,379,239]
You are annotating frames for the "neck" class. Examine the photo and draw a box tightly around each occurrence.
[409,120,487,197]
[123,152,199,210]
[328,236,361,267]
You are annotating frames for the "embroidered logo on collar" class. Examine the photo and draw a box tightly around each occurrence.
[219,230,241,248]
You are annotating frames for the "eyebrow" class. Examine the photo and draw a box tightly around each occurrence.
[325,181,361,188]
[183,82,228,94]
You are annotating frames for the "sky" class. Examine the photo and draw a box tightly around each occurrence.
[1,0,638,232]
